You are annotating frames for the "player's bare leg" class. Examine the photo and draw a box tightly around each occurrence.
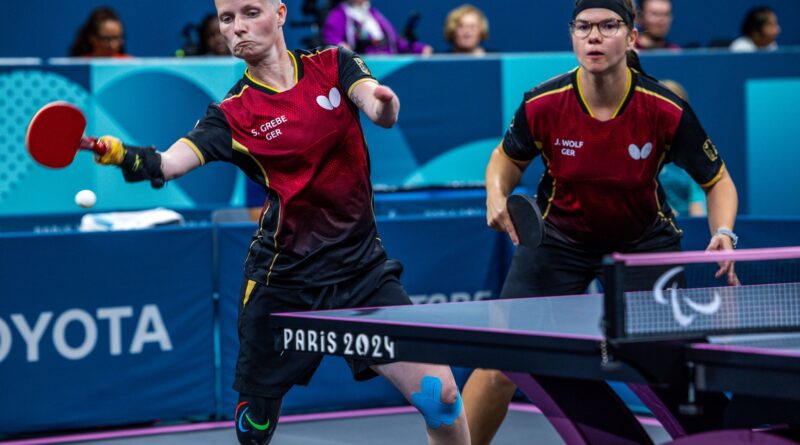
[372,362,470,445]
[462,368,517,445]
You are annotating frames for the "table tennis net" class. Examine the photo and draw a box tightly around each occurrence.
[607,247,800,338]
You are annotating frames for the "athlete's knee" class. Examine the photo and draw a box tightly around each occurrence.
[235,394,281,445]
[484,369,516,392]
[411,376,464,429]
[438,379,460,405]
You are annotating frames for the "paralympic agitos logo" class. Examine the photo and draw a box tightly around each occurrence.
[653,267,722,327]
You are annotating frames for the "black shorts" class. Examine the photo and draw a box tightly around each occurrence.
[233,259,410,398]
[500,235,684,299]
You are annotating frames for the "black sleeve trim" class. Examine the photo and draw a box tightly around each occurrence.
[184,104,233,164]
[337,46,377,97]
[501,100,538,162]
[670,103,724,186]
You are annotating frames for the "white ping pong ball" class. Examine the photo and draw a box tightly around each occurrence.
[75,189,97,208]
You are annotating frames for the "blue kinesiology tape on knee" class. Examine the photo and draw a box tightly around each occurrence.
[410,376,463,429]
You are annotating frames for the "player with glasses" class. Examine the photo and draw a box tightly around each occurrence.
[462,0,739,443]
[570,18,627,38]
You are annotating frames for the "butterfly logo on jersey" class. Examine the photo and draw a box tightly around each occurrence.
[317,87,342,111]
[628,142,653,160]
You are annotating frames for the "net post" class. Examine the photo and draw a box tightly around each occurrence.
[602,254,626,340]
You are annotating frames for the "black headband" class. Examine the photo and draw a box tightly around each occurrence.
[572,0,634,27]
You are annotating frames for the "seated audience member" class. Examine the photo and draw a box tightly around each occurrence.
[322,0,433,55]
[636,0,679,50]
[69,7,131,58]
[444,4,489,55]
[197,13,231,56]
[659,79,705,216]
[730,6,781,52]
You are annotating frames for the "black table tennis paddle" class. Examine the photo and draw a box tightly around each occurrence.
[506,194,544,247]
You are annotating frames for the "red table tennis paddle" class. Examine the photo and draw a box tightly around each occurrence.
[25,101,107,169]
[506,194,544,247]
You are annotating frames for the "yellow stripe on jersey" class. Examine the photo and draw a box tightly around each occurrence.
[575,68,591,117]
[244,51,299,93]
[232,138,282,286]
[635,86,683,112]
[222,84,249,103]
[347,78,379,98]
[288,50,299,84]
[299,46,337,59]
[542,177,557,220]
[575,68,632,118]
[243,279,256,306]
[525,84,573,104]
[499,143,530,166]
[700,163,727,189]
[233,139,269,187]
[179,137,206,165]
[611,69,632,118]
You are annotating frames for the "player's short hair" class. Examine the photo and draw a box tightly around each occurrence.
[443,4,489,44]
[573,0,637,29]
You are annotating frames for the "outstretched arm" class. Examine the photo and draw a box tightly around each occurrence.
[486,145,530,245]
[96,136,202,187]
[160,141,203,180]
[704,169,739,285]
[349,81,400,129]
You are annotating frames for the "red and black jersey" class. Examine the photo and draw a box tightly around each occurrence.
[183,46,384,287]
[502,68,725,250]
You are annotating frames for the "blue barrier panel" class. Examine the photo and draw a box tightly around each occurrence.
[0,226,216,434]
[678,216,800,250]
[377,214,506,304]
[216,213,503,416]
[0,208,215,234]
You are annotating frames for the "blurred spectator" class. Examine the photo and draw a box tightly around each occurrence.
[69,7,131,58]
[176,14,231,57]
[444,4,489,55]
[322,0,433,55]
[659,79,706,216]
[197,14,231,56]
[730,6,781,52]
[635,0,679,50]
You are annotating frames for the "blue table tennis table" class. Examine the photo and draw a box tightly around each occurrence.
[270,249,800,445]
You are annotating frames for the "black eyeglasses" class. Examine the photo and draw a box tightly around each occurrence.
[569,19,626,38]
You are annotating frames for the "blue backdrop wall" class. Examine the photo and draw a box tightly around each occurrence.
[1,51,799,215]
[1,0,799,58]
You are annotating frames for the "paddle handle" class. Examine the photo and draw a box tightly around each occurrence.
[79,137,108,156]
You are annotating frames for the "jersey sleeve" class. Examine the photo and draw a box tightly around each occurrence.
[182,103,233,165]
[337,46,377,97]
[501,99,538,162]
[669,103,725,188]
